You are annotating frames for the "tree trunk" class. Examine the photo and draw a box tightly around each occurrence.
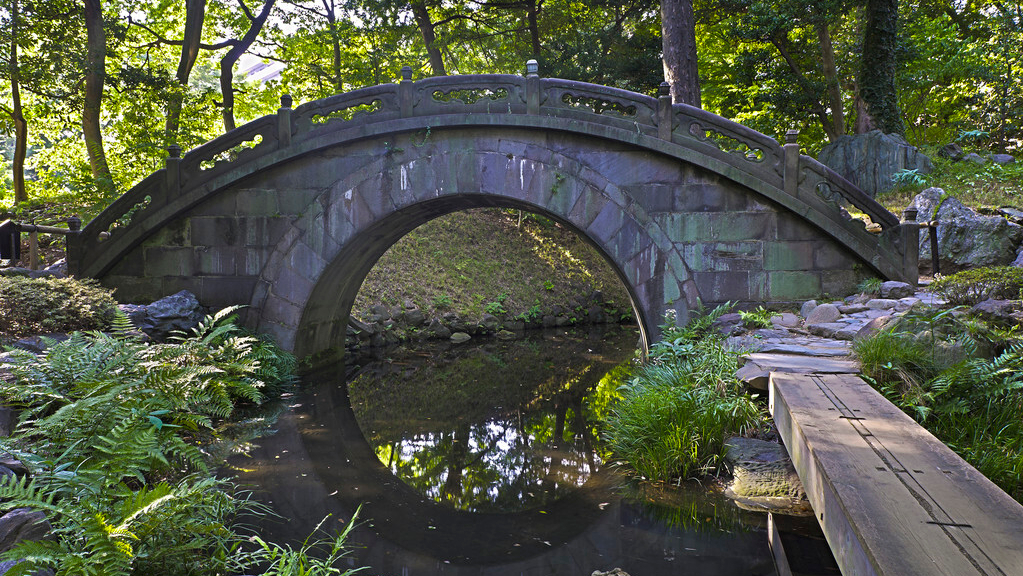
[9,0,28,203]
[817,21,845,139]
[526,0,542,59]
[660,0,700,106]
[411,0,446,75]
[857,0,904,135]
[220,0,276,132]
[167,0,207,136]
[83,0,114,196]
[319,0,344,92]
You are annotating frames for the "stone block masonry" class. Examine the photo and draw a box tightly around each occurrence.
[73,71,915,357]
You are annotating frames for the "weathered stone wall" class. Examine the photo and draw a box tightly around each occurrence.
[101,129,868,357]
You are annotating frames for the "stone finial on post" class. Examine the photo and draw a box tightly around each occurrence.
[278,94,293,149]
[783,129,799,197]
[166,144,182,196]
[400,66,413,118]
[525,59,540,115]
[657,82,672,141]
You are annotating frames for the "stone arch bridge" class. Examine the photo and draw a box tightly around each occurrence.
[68,65,918,358]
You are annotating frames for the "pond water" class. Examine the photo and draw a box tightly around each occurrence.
[235,326,828,576]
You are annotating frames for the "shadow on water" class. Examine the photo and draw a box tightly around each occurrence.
[233,326,779,575]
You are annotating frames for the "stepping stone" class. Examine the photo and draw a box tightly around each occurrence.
[807,322,847,338]
[742,353,860,375]
[757,342,851,357]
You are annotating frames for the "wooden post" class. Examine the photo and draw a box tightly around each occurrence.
[66,216,82,277]
[902,206,921,284]
[28,229,38,270]
[278,94,293,149]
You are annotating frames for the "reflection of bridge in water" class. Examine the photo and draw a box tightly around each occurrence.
[70,61,917,359]
[235,329,781,574]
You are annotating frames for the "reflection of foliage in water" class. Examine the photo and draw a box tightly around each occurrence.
[348,329,637,512]
[617,479,762,535]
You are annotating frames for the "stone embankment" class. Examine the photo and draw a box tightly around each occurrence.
[719,280,943,514]
[347,291,632,350]
[723,281,943,393]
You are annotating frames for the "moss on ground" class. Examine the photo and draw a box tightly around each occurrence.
[353,209,633,321]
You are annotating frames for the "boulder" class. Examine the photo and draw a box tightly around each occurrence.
[937,143,964,161]
[425,319,451,339]
[723,437,811,516]
[1014,250,1023,268]
[800,300,818,319]
[991,153,1016,165]
[0,508,50,554]
[42,259,66,278]
[449,332,471,344]
[479,314,502,332]
[817,130,933,198]
[964,152,987,164]
[970,299,1018,325]
[144,290,204,340]
[1000,207,1023,225]
[770,312,801,328]
[855,315,896,340]
[735,362,770,392]
[909,188,1023,273]
[879,281,915,299]
[804,303,840,325]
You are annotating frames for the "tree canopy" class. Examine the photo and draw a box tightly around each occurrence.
[1,0,1020,212]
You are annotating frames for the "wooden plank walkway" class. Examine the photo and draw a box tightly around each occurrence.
[770,372,1023,576]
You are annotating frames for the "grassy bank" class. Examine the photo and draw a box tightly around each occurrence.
[353,208,633,322]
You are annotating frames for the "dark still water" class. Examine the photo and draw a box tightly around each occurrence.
[234,326,780,576]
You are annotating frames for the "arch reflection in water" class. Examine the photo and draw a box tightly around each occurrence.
[236,326,777,575]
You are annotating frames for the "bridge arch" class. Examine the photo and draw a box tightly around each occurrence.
[69,68,918,357]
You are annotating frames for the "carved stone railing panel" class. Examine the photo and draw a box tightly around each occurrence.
[540,79,658,132]
[674,106,784,182]
[292,85,399,138]
[799,157,899,230]
[77,172,164,255]
[180,115,277,186]
[410,75,528,115]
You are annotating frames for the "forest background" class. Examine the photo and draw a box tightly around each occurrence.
[0,0,1020,216]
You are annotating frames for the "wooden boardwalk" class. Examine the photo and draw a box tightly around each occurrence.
[770,372,1023,576]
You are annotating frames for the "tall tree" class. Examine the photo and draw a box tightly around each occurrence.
[167,0,208,136]
[857,0,904,135]
[5,0,28,202]
[410,0,446,75]
[83,0,113,197]
[219,0,277,131]
[661,0,700,105]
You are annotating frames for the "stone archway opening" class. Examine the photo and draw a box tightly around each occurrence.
[294,198,649,363]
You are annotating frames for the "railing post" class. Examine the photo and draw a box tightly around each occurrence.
[28,228,39,270]
[166,144,182,196]
[66,216,82,277]
[278,94,293,149]
[783,129,800,197]
[902,206,921,284]
[399,66,413,118]
[526,59,540,115]
[657,82,672,141]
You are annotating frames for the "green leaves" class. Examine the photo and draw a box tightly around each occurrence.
[0,308,299,575]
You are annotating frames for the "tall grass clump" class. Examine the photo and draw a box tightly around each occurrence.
[853,309,1023,501]
[0,308,305,576]
[604,307,766,482]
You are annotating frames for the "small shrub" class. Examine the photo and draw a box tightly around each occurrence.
[738,306,773,329]
[930,266,1023,305]
[432,294,453,309]
[0,276,118,339]
[604,309,767,481]
[857,277,884,295]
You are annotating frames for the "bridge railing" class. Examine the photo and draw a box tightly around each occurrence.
[72,60,908,280]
